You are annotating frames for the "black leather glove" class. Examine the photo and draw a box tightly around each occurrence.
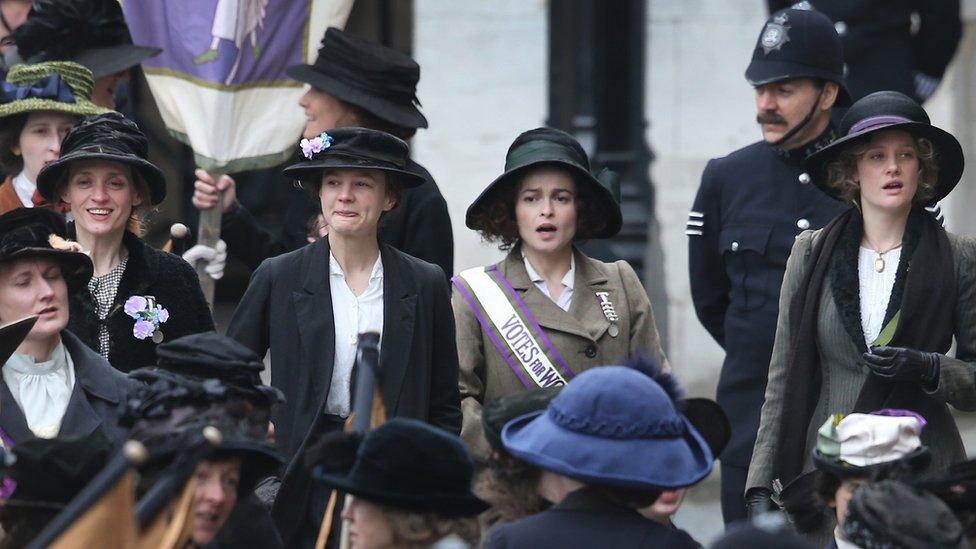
[863,346,941,390]
[745,486,778,520]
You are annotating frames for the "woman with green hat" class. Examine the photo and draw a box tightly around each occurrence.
[454,127,667,459]
[0,61,107,215]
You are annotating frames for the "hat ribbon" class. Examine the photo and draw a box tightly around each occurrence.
[315,56,421,108]
[505,140,588,172]
[848,115,912,136]
[0,74,75,105]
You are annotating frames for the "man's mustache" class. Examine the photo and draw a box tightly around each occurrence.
[757,112,787,125]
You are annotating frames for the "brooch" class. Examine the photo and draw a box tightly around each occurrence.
[595,292,620,338]
[124,295,169,343]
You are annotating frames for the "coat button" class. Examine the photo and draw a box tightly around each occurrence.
[834,21,848,36]
[731,241,740,251]
[584,344,597,358]
[798,172,811,184]
[797,218,810,230]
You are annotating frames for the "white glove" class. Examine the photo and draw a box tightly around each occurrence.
[182,239,227,280]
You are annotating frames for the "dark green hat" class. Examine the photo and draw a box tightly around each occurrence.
[0,61,109,120]
[465,127,622,239]
[482,387,562,452]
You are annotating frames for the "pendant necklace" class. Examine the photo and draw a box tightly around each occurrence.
[866,241,903,273]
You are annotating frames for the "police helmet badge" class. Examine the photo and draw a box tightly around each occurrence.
[761,13,791,55]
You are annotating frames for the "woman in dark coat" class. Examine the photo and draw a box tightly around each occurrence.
[34,112,214,372]
[747,91,976,520]
[227,127,461,547]
[0,207,132,447]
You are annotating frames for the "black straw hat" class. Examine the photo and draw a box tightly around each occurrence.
[12,0,161,79]
[466,127,622,239]
[805,91,964,206]
[282,127,425,188]
[309,418,489,517]
[286,27,427,129]
[745,7,851,107]
[36,112,166,205]
[0,208,92,289]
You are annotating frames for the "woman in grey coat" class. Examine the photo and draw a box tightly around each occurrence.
[746,91,976,518]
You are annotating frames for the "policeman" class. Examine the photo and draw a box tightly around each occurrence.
[767,0,962,103]
[687,7,849,524]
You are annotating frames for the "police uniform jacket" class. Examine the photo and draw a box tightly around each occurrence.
[688,127,848,468]
[748,228,976,495]
[767,0,962,102]
[227,237,462,544]
[456,245,666,459]
[0,330,135,447]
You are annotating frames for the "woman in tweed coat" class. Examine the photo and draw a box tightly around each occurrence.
[747,91,976,521]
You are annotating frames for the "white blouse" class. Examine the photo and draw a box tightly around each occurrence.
[3,342,75,438]
[327,252,384,417]
[858,246,902,347]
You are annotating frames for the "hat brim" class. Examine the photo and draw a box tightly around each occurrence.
[805,121,964,206]
[812,445,932,479]
[745,60,852,107]
[0,316,37,366]
[315,470,489,517]
[71,45,163,79]
[213,440,284,492]
[683,398,731,458]
[501,410,713,489]
[3,248,93,289]
[282,158,426,189]
[0,98,109,121]
[465,160,623,239]
[36,150,167,205]
[286,64,428,129]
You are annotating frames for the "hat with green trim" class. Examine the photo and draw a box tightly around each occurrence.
[0,61,109,120]
[465,127,622,239]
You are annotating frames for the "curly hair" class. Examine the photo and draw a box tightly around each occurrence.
[822,133,939,204]
[381,505,481,548]
[476,452,546,529]
[469,164,610,250]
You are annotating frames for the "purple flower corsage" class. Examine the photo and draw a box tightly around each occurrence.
[299,132,334,159]
[124,295,168,344]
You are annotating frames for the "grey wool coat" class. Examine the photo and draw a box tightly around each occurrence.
[455,246,667,459]
[748,229,976,494]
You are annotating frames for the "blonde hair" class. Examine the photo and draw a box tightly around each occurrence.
[380,505,481,548]
[822,133,939,204]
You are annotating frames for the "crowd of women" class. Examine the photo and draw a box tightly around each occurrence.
[0,0,972,548]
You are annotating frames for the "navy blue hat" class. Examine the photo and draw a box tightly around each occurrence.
[501,366,713,490]
[745,7,851,107]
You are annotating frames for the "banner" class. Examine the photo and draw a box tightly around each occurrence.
[122,0,354,172]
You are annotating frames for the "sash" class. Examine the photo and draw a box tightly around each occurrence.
[453,265,576,389]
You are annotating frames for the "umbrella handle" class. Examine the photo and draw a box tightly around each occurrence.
[196,171,223,309]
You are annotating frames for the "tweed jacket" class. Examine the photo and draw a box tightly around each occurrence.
[455,246,667,458]
[68,230,215,373]
[0,330,135,448]
[748,229,976,493]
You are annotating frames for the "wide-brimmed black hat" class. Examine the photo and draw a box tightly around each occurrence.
[123,333,284,491]
[282,127,425,188]
[36,112,166,205]
[0,208,92,289]
[12,0,161,79]
[745,7,851,107]
[805,90,964,206]
[0,432,111,512]
[465,127,622,239]
[286,27,427,129]
[308,418,489,517]
[843,481,966,548]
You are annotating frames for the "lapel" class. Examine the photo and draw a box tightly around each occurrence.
[379,244,416,415]
[0,380,32,443]
[292,238,336,411]
[500,247,604,341]
[58,332,119,438]
[570,251,614,341]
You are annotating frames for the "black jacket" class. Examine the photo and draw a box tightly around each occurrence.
[226,237,461,545]
[0,330,136,447]
[687,127,848,467]
[68,231,215,373]
[767,0,962,102]
[486,489,700,549]
[221,159,454,280]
